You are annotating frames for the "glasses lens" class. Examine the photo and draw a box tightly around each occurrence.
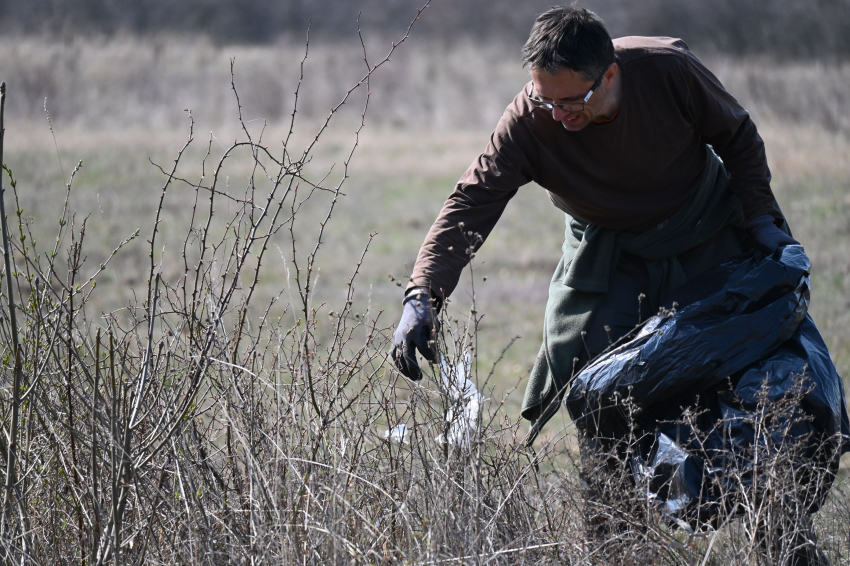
[530,98,552,110]
[530,98,583,113]
[558,102,584,113]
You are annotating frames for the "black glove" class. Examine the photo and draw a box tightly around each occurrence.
[746,215,798,252]
[392,288,440,381]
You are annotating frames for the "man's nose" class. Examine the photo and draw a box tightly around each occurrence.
[552,106,576,122]
[551,105,567,121]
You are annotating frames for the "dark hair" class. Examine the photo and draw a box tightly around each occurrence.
[522,5,615,80]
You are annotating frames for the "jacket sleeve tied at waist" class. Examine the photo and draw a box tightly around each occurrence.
[522,146,747,434]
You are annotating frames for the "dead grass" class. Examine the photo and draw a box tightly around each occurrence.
[4,119,848,417]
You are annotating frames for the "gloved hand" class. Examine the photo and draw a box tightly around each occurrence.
[392,288,440,381]
[746,215,799,252]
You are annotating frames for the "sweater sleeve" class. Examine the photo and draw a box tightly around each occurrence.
[684,51,782,224]
[407,107,535,298]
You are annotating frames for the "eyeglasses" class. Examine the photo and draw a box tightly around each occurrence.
[527,71,605,114]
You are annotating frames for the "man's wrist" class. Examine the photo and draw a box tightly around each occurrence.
[404,285,443,312]
[404,286,431,298]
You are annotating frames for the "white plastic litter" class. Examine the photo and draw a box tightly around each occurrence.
[384,352,488,448]
[436,353,487,448]
[384,424,410,444]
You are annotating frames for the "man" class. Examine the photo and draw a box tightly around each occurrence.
[391,5,815,561]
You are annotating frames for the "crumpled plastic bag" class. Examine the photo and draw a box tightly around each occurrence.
[566,245,850,520]
[436,353,487,447]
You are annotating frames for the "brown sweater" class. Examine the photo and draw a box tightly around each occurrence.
[409,37,780,298]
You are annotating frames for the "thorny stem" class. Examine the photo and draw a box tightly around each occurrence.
[0,80,27,555]
[66,219,86,564]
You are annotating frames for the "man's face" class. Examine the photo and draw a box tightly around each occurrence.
[529,67,608,131]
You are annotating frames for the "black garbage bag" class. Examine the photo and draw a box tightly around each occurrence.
[566,245,850,520]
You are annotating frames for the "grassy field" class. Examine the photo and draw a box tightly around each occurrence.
[0,35,848,562]
[4,118,849,417]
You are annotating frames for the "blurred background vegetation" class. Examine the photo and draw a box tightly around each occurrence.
[2,0,850,59]
[0,0,848,431]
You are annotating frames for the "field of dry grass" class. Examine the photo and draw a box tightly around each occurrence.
[1,35,848,423]
[2,35,849,406]
[0,33,848,562]
[2,35,850,412]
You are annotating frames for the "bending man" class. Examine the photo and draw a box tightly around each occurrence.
[391,5,816,561]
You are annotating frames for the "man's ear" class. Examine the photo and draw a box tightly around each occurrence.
[603,63,618,88]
